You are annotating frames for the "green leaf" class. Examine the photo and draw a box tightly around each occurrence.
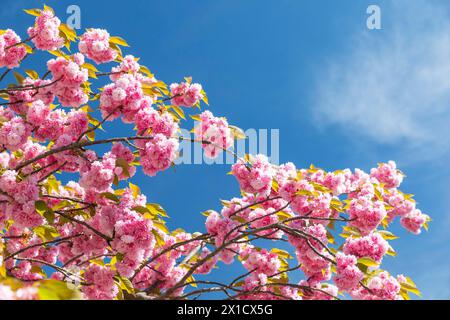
[43,210,55,224]
[357,257,379,267]
[35,200,55,224]
[147,203,168,218]
[171,105,186,120]
[100,192,120,203]
[43,5,54,14]
[131,206,151,215]
[109,36,129,47]
[139,65,154,78]
[229,125,246,140]
[38,280,80,300]
[129,182,140,197]
[33,225,59,241]
[152,229,165,247]
[25,70,39,80]
[201,89,209,105]
[59,23,77,41]
[378,230,398,240]
[23,8,41,17]
[401,282,421,297]
[35,200,50,214]
[153,220,169,234]
[115,158,131,178]
[114,276,134,294]
[271,248,292,259]
[190,114,201,122]
[13,72,25,84]
[276,210,292,221]
[23,43,33,54]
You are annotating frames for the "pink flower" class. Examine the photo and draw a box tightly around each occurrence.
[348,197,387,234]
[205,211,241,264]
[352,271,401,300]
[241,246,281,276]
[135,106,178,137]
[110,55,140,81]
[27,10,64,51]
[47,54,89,107]
[0,29,27,69]
[27,100,51,126]
[111,217,154,276]
[195,248,219,275]
[0,117,32,151]
[139,134,179,176]
[248,208,282,238]
[78,29,117,64]
[64,110,89,138]
[194,111,233,158]
[231,154,275,196]
[82,264,118,300]
[370,161,403,189]
[170,82,203,107]
[8,78,55,114]
[343,232,389,263]
[279,178,314,214]
[275,162,297,187]
[100,74,146,123]
[34,109,66,141]
[288,223,327,253]
[54,86,88,108]
[10,261,43,281]
[299,281,337,300]
[334,252,363,291]
[79,156,116,192]
[47,54,88,87]
[385,189,416,219]
[400,209,428,234]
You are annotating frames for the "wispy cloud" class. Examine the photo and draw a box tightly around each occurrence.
[313,0,450,165]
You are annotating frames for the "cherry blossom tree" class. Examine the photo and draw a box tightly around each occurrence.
[0,6,429,300]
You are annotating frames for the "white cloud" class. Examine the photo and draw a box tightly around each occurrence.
[313,0,450,164]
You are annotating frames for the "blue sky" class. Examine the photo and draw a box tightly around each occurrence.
[2,0,450,299]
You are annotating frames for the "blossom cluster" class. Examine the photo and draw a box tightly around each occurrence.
[0,29,27,69]
[78,29,117,64]
[196,154,429,300]
[0,7,428,301]
[27,10,65,51]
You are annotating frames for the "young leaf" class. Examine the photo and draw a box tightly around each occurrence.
[109,36,129,47]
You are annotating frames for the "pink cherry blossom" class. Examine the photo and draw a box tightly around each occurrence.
[47,54,89,107]
[139,134,179,176]
[232,154,275,196]
[0,117,32,150]
[370,161,404,189]
[27,100,51,126]
[400,209,429,234]
[82,264,118,300]
[334,252,364,291]
[135,106,178,137]
[194,110,233,158]
[78,29,117,64]
[348,197,387,234]
[343,232,389,263]
[27,10,64,51]
[170,81,203,107]
[0,29,27,69]
[100,74,146,122]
